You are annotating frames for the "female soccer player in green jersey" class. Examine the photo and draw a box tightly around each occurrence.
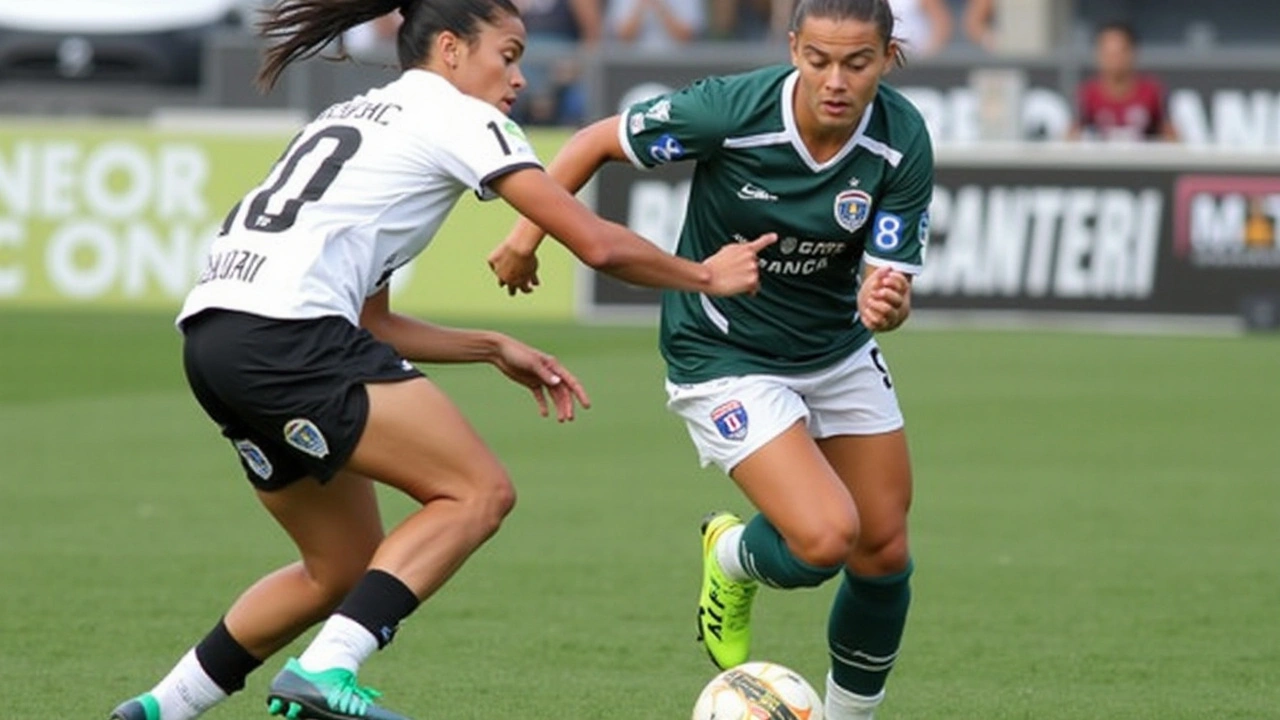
[491,0,929,717]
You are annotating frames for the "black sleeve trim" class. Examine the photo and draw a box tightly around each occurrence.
[475,161,543,199]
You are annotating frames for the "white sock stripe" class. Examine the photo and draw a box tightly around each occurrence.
[829,647,899,673]
[829,640,898,665]
[740,552,783,588]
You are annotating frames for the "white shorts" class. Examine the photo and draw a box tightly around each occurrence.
[664,341,904,473]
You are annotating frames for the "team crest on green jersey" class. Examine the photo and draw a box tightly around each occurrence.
[834,189,873,233]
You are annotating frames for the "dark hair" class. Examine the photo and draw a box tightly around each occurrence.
[789,0,904,65]
[256,0,520,91]
[1095,20,1139,46]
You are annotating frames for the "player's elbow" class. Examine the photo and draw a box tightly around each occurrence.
[565,218,624,270]
[575,239,618,270]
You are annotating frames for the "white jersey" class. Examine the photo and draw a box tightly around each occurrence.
[178,69,541,326]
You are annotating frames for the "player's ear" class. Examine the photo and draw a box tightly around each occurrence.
[436,30,461,70]
[787,31,800,66]
[884,39,902,74]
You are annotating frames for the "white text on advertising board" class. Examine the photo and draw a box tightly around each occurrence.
[0,139,218,300]
[913,186,1162,299]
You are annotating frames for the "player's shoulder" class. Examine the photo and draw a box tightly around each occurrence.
[873,83,931,148]
[313,69,519,151]
[381,69,502,121]
[685,64,793,107]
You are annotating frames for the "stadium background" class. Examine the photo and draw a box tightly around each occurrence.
[1,1,1277,718]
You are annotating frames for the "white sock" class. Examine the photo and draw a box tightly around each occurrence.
[148,649,228,720]
[298,614,378,674]
[825,672,885,720]
[714,524,752,582]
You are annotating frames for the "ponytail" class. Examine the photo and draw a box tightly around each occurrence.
[256,0,402,92]
[255,0,522,93]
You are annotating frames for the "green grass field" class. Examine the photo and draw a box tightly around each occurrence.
[1,310,1277,719]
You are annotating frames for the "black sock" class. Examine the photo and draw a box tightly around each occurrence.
[193,618,263,695]
[335,570,421,648]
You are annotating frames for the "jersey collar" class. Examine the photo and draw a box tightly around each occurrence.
[400,67,454,91]
[781,69,874,173]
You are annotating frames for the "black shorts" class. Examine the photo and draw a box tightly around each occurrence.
[181,309,423,491]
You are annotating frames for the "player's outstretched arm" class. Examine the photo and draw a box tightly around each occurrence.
[358,288,589,421]
[490,166,774,297]
[488,116,630,295]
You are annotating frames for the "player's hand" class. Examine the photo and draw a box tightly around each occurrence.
[858,265,912,332]
[702,233,777,297]
[488,240,541,296]
[490,336,591,422]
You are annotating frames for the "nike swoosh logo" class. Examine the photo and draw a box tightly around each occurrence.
[737,183,778,201]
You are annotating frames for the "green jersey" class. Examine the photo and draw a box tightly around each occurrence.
[619,65,933,383]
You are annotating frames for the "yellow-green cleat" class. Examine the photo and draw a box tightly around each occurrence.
[697,511,759,670]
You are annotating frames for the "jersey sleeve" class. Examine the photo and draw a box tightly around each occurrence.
[433,101,542,201]
[863,126,933,275]
[617,77,733,170]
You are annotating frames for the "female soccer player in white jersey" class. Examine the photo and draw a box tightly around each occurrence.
[490,1,929,717]
[107,1,776,719]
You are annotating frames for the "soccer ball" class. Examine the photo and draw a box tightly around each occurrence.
[692,661,824,720]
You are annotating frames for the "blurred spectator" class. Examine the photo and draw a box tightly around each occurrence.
[512,0,602,127]
[607,0,706,48]
[892,0,954,57]
[1069,21,1178,142]
[343,11,401,61]
[961,0,995,51]
[709,0,782,40]
[519,0,603,44]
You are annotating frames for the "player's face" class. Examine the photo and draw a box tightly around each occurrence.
[1095,29,1135,78]
[789,16,896,136]
[453,13,528,114]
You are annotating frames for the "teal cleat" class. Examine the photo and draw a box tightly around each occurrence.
[109,694,161,720]
[265,658,411,720]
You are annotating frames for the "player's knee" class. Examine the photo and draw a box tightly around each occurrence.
[790,520,858,569]
[461,466,517,537]
[853,532,910,575]
[485,471,517,523]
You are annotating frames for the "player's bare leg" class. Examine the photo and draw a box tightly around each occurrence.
[265,377,515,720]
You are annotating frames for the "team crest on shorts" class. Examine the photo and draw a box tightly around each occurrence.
[834,189,873,233]
[284,418,330,459]
[234,439,273,480]
[710,400,749,441]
